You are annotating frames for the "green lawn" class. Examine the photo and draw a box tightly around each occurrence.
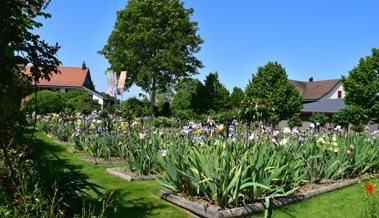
[33,131,376,218]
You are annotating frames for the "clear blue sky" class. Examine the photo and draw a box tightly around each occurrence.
[35,0,379,98]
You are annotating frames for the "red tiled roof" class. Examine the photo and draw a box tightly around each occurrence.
[24,66,89,87]
[289,79,340,101]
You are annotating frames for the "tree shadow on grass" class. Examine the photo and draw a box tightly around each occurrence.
[31,131,180,217]
[107,189,177,218]
[31,132,103,215]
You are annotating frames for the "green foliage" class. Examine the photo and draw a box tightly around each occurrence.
[120,97,148,120]
[213,111,235,125]
[172,90,192,110]
[24,90,64,114]
[99,0,203,114]
[172,109,196,120]
[150,117,178,128]
[310,113,329,127]
[342,48,379,123]
[229,87,245,109]
[158,137,304,208]
[245,61,303,124]
[238,98,269,127]
[0,1,61,216]
[203,72,231,113]
[333,105,367,130]
[287,113,302,129]
[63,89,101,115]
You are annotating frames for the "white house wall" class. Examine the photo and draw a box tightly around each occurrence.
[320,82,345,100]
[92,95,104,106]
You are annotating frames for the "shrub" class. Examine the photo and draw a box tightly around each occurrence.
[62,89,101,115]
[288,113,302,129]
[120,97,147,120]
[24,90,64,115]
[310,113,329,127]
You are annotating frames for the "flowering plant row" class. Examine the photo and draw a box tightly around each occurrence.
[34,112,379,208]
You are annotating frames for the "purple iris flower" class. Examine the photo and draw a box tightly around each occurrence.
[182,126,192,135]
[232,119,238,126]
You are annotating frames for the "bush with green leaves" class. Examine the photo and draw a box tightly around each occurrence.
[310,113,329,127]
[120,97,148,121]
[288,113,302,129]
[150,117,179,128]
[24,90,64,115]
[333,105,367,132]
[63,89,101,115]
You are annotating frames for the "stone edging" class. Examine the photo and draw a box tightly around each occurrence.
[159,174,379,218]
[106,167,158,181]
[80,156,123,165]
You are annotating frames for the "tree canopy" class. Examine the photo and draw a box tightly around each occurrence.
[0,0,60,211]
[342,48,379,123]
[1,0,60,147]
[245,61,303,125]
[99,0,203,114]
[230,87,245,109]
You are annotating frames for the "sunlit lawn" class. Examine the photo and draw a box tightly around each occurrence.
[34,131,376,218]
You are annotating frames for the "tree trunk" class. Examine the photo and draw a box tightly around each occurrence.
[150,77,156,117]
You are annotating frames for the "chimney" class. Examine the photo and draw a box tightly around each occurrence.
[309,77,313,82]
[82,61,87,70]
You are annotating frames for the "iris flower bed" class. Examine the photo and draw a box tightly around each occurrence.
[33,112,379,210]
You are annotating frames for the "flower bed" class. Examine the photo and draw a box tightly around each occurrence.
[34,112,379,213]
[160,175,379,217]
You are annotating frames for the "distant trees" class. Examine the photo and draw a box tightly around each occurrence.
[245,61,303,125]
[342,48,379,123]
[99,0,203,115]
[24,89,101,115]
[170,72,231,117]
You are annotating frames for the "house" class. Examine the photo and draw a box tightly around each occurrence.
[279,78,347,129]
[24,64,107,106]
[289,78,345,103]
[287,78,378,130]
[289,78,346,116]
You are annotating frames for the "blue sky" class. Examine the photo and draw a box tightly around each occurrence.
[36,0,379,99]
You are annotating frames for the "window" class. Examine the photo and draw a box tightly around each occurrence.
[337,90,342,98]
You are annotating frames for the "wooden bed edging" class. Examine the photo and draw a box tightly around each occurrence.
[106,168,159,181]
[159,174,379,217]
[80,156,123,165]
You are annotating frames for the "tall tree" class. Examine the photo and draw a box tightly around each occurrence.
[202,72,230,113]
[245,61,303,125]
[99,0,203,115]
[342,48,379,122]
[0,0,60,205]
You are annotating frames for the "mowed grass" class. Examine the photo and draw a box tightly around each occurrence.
[33,131,377,218]
[33,131,193,218]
